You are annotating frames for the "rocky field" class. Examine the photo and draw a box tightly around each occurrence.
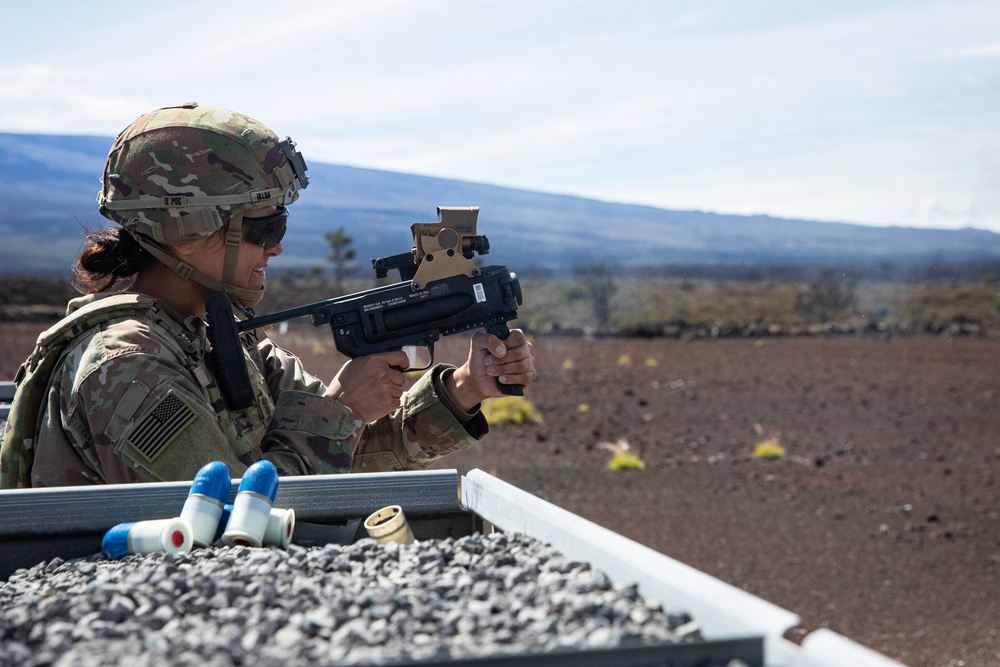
[2,323,998,667]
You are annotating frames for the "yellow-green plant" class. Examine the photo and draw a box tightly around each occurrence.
[608,451,646,471]
[754,439,786,459]
[603,438,646,470]
[482,396,542,425]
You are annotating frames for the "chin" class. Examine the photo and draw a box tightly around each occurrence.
[238,288,266,309]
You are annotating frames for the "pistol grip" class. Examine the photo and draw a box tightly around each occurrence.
[486,322,524,396]
[498,380,524,396]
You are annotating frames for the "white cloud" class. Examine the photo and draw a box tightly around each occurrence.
[0,66,141,133]
[941,43,1000,59]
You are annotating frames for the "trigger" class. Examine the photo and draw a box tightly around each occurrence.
[403,345,418,370]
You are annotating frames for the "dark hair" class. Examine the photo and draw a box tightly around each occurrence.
[72,227,155,294]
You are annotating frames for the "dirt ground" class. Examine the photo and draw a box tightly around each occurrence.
[2,324,998,667]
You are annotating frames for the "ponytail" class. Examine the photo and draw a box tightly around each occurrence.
[72,227,154,293]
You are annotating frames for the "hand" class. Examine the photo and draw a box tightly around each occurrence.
[446,329,536,411]
[323,351,410,423]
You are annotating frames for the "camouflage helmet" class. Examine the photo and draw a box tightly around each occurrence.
[98,102,309,246]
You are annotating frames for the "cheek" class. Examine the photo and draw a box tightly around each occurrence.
[239,248,269,284]
[241,246,264,269]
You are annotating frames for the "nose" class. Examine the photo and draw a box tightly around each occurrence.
[268,241,283,257]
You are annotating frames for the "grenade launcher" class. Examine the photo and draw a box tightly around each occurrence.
[205,207,523,410]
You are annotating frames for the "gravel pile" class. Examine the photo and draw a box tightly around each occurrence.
[1,532,705,666]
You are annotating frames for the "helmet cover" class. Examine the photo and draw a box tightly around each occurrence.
[98,103,307,246]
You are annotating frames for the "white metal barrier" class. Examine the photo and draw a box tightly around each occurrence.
[461,468,907,667]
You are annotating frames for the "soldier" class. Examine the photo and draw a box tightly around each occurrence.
[0,103,535,488]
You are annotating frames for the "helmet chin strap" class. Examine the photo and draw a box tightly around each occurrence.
[129,226,265,309]
[221,211,249,302]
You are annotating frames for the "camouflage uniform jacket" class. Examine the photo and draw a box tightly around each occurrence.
[1,293,487,488]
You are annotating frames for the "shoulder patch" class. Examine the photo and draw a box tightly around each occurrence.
[124,389,197,463]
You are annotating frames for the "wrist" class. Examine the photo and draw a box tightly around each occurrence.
[443,366,483,413]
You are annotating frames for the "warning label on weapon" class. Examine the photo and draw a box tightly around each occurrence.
[363,296,406,312]
[473,283,486,303]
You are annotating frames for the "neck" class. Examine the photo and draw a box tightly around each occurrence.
[131,264,211,318]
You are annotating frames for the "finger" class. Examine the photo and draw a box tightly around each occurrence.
[496,341,530,361]
[373,350,411,369]
[385,365,407,387]
[497,365,536,388]
[491,329,530,359]
[490,360,532,382]
[471,331,509,359]
[488,344,532,372]
[504,329,529,347]
[494,344,536,376]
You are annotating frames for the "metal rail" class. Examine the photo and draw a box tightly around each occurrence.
[1,469,463,534]
[0,469,470,578]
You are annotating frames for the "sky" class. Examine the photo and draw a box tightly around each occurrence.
[2,0,999,232]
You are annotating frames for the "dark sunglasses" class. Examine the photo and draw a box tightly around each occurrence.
[242,206,288,248]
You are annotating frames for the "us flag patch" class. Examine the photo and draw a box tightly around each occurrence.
[125,391,196,462]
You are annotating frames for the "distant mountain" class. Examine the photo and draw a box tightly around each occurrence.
[2,132,999,277]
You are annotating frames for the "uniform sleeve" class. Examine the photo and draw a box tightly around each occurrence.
[255,336,326,396]
[351,365,489,473]
[257,389,364,475]
[250,331,490,474]
[261,365,488,475]
[247,334,365,475]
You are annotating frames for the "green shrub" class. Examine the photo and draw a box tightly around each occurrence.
[482,396,542,425]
